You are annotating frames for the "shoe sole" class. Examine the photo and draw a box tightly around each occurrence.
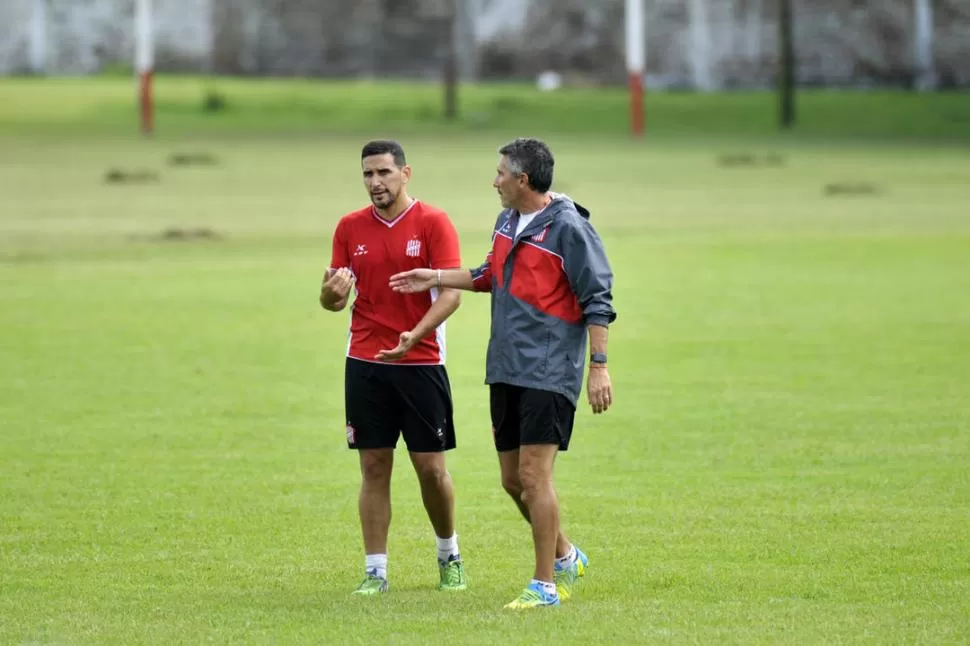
[504,600,560,609]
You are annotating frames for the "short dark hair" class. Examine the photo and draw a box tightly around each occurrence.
[499,137,554,193]
[361,139,406,167]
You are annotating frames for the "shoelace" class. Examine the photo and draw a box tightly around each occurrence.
[441,562,463,584]
[358,574,384,589]
[518,588,544,603]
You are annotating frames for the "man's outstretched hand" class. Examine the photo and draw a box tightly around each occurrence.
[389,268,435,294]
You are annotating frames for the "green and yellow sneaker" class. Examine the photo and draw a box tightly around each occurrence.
[352,569,388,595]
[504,581,560,609]
[554,545,589,600]
[554,565,578,600]
[438,555,467,591]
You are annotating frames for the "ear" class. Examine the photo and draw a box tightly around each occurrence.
[401,164,412,182]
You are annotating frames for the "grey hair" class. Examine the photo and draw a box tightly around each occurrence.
[499,137,554,193]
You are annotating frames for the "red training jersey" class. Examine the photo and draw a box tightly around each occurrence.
[329,200,461,365]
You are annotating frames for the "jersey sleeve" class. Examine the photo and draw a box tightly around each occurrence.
[329,218,350,270]
[427,211,462,269]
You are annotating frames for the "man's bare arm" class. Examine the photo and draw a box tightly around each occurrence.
[389,268,476,294]
[411,287,461,338]
[588,324,609,358]
[436,269,476,291]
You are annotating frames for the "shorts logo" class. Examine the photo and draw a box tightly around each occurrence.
[346,424,356,444]
[405,239,421,257]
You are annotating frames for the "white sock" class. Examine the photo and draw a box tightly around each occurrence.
[436,534,460,562]
[365,553,387,580]
[555,545,577,570]
[531,578,557,596]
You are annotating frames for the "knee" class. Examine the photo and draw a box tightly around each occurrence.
[518,464,548,496]
[415,462,449,488]
[501,473,522,499]
[360,453,393,484]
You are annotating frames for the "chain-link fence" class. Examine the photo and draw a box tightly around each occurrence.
[1,0,969,88]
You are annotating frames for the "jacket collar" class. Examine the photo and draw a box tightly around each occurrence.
[509,193,590,241]
[511,206,554,242]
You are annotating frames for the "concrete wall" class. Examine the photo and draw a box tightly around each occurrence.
[1,0,968,88]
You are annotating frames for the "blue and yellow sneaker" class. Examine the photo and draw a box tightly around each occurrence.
[504,581,560,609]
[438,555,467,591]
[575,545,589,576]
[352,569,388,595]
[554,545,589,600]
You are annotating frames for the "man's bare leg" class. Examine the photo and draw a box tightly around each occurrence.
[517,445,561,583]
[356,448,393,588]
[409,451,456,539]
[498,449,572,558]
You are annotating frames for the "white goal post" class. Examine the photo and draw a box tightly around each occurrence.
[135,0,154,135]
[625,0,645,137]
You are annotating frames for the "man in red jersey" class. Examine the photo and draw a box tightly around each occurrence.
[319,140,467,595]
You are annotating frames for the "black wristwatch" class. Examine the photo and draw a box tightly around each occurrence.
[590,352,608,365]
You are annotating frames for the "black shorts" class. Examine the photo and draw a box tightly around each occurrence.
[489,383,576,452]
[345,358,456,453]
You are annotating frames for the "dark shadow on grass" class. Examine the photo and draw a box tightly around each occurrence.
[716,152,787,168]
[103,168,160,184]
[127,228,227,243]
[168,152,220,167]
[823,182,882,197]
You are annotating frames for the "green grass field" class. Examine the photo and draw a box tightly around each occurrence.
[1,78,969,644]
[3,76,970,140]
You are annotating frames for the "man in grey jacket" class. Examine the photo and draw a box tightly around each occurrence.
[389,137,616,609]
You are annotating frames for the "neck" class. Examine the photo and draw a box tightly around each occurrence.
[516,191,550,215]
[375,194,413,221]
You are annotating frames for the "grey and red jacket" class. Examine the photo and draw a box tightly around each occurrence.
[470,193,616,406]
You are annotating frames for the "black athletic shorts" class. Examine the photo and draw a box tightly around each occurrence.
[489,383,576,452]
[345,358,456,453]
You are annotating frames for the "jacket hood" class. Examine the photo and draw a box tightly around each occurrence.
[548,192,591,220]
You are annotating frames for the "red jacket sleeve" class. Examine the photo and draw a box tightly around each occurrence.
[470,236,495,292]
